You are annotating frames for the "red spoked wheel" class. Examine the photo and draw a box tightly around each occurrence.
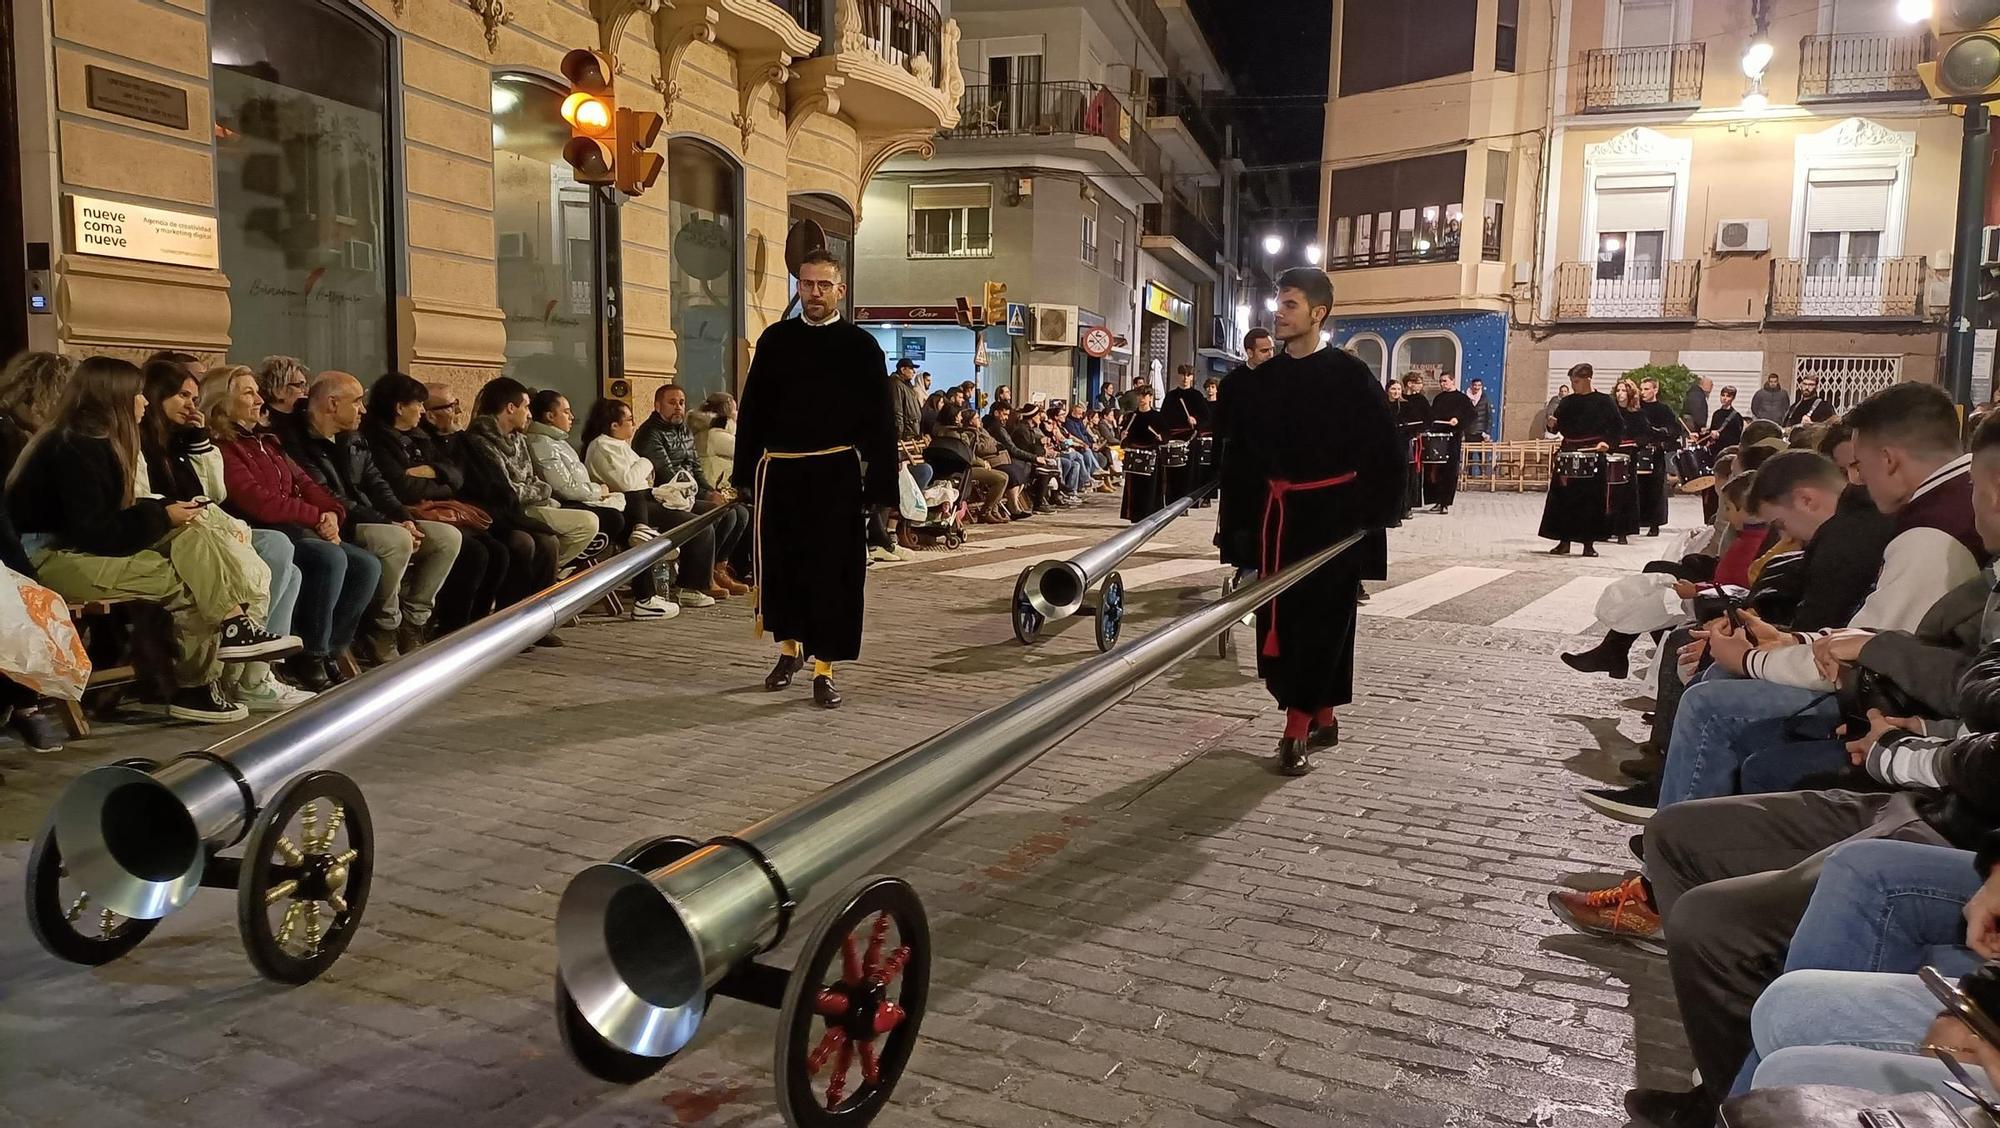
[773,876,929,1128]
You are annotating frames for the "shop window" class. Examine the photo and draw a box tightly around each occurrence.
[1348,334,1387,383]
[788,193,856,318]
[492,73,604,409]
[909,184,992,257]
[668,137,742,399]
[1393,331,1460,384]
[212,0,394,374]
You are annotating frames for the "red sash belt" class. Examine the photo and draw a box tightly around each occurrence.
[1259,471,1358,658]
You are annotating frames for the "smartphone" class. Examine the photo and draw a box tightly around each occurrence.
[1921,965,2000,1050]
[189,496,213,508]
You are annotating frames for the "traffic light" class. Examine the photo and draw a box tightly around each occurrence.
[615,107,664,198]
[1921,0,2000,102]
[983,281,1007,326]
[560,48,617,186]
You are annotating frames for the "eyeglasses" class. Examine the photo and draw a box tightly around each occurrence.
[427,401,460,412]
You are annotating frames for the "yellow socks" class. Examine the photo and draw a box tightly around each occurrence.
[781,640,802,658]
[812,659,834,678]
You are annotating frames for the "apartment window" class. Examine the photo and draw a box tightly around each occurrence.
[1496,0,1519,72]
[1112,216,1127,278]
[1804,169,1893,277]
[909,184,993,257]
[1339,0,1478,96]
[1482,150,1509,261]
[1081,199,1099,266]
[1592,176,1673,281]
[986,47,1044,131]
[1327,151,1466,269]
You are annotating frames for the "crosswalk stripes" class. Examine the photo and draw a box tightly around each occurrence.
[1359,566,1513,620]
[1492,576,1617,635]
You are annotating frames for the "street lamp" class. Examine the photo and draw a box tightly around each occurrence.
[1264,297,1279,313]
[1897,0,1932,21]
[1262,233,1285,257]
[1741,33,1773,77]
[1304,242,1323,265]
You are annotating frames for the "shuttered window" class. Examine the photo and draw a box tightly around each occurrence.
[1804,169,1893,233]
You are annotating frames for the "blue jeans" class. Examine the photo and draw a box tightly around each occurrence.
[248,529,300,637]
[1057,452,1088,494]
[291,536,382,658]
[1728,839,1983,1094]
[1748,971,1994,1110]
[1659,678,1842,808]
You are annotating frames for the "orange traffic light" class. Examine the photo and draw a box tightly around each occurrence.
[615,108,664,198]
[560,48,617,186]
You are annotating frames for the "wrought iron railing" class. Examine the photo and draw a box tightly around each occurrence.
[1142,198,1221,266]
[777,0,822,36]
[1579,42,1705,111]
[1146,78,1223,166]
[952,80,1162,182]
[853,0,942,78]
[1798,31,1929,101]
[908,230,993,258]
[1769,256,1927,319]
[1555,260,1701,319]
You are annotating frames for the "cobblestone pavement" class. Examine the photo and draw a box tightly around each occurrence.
[0,491,1696,1128]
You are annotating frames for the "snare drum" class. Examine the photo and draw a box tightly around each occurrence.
[1556,450,1602,482]
[1604,453,1633,486]
[1635,448,1661,476]
[1125,447,1159,477]
[1421,431,1456,465]
[1164,440,1191,468]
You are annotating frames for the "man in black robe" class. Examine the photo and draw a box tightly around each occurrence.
[1784,372,1836,426]
[1635,376,1682,536]
[1425,373,1476,515]
[1397,375,1430,515]
[1700,385,1745,457]
[1215,327,1276,572]
[1163,364,1211,433]
[1221,267,1404,776]
[733,249,898,710]
[1538,364,1623,557]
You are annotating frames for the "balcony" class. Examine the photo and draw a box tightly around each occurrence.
[1768,256,1928,320]
[1145,78,1223,174]
[1141,197,1221,279]
[907,231,993,259]
[1579,43,1705,112]
[1798,31,1930,102]
[947,80,1164,192]
[1555,260,1701,320]
[787,0,957,133]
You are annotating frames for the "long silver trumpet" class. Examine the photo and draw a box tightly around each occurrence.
[555,529,1364,1127]
[1013,480,1217,650]
[27,503,736,983]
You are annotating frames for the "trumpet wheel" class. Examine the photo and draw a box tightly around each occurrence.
[236,770,373,984]
[1216,572,1239,659]
[24,758,160,966]
[774,876,930,1128]
[557,833,702,1084]
[1010,566,1042,645]
[1093,572,1125,654]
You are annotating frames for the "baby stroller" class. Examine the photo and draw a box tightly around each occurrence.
[897,466,972,551]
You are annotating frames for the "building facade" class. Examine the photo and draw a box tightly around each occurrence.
[1,0,961,410]
[852,0,1242,408]
[1317,0,1964,439]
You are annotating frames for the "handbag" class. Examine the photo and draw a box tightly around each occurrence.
[0,565,90,701]
[1720,1085,1982,1127]
[408,499,493,532]
[653,470,698,512]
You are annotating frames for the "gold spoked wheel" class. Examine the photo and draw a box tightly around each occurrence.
[236,770,373,984]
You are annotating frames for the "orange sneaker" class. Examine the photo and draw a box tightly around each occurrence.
[1548,874,1662,947]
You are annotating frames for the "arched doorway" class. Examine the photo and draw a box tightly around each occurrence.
[667,137,742,400]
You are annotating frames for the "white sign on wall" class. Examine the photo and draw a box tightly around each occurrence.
[68,194,219,270]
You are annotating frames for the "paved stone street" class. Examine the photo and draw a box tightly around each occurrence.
[0,491,1702,1128]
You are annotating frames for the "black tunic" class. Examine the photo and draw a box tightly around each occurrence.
[1397,396,1430,510]
[1634,400,1681,527]
[1228,348,1404,713]
[1213,363,1258,566]
[732,317,898,662]
[1425,390,1476,508]
[1164,386,1211,432]
[1785,395,1835,427]
[1610,407,1647,536]
[1538,391,1623,544]
[1120,410,1169,522]
[1704,407,1744,454]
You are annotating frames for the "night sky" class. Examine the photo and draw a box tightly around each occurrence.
[1187,0,1333,208]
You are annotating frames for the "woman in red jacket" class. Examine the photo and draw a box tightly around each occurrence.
[203,366,382,691]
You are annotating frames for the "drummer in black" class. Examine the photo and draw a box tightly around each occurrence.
[1634,376,1682,536]
[1608,378,1645,544]
[1164,364,1211,433]
[1120,388,1169,522]
[1538,363,1624,557]
[1397,374,1431,516]
[1425,373,1476,515]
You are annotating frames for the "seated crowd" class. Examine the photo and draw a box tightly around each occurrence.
[1549,379,2000,1125]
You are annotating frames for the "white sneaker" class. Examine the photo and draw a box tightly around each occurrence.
[633,595,681,620]
[676,590,718,609]
[868,544,901,563]
[236,675,317,713]
[629,525,660,543]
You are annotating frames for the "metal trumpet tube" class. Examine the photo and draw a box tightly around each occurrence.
[1021,481,1215,621]
[555,527,1362,1062]
[50,504,738,921]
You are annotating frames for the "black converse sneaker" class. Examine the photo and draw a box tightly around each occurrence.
[168,683,250,724]
[218,616,302,661]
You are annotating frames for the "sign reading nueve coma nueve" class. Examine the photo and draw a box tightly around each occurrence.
[68,195,219,270]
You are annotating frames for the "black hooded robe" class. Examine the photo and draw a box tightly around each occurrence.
[1538,391,1623,544]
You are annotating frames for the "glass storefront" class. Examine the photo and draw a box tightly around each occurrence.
[492,73,602,409]
[212,0,394,374]
[668,138,741,400]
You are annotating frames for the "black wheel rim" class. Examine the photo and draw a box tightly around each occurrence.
[25,819,160,966]
[1011,568,1042,645]
[1094,574,1124,653]
[775,877,930,1128]
[236,770,372,984]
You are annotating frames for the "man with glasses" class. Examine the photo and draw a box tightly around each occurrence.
[1786,373,1837,427]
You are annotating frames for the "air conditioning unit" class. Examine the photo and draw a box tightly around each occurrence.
[1512,261,1532,285]
[345,239,376,272]
[1032,304,1077,348]
[498,232,531,259]
[1715,219,1771,254]
[1983,225,2000,267]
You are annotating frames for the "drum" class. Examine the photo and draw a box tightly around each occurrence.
[1673,446,1715,495]
[1421,431,1456,466]
[1604,453,1632,486]
[1192,434,1216,469]
[1126,448,1159,477]
[1556,450,1602,483]
[1164,440,1191,468]
[1635,447,1661,477]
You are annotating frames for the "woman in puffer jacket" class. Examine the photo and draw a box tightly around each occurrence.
[526,390,674,614]
[580,397,730,601]
[691,393,738,492]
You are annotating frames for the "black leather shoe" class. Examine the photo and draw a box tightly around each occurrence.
[282,656,334,693]
[1581,544,1600,558]
[1307,716,1340,749]
[766,653,804,691]
[1277,738,1314,776]
[1549,542,1571,556]
[1623,1087,1717,1128]
[1646,527,1661,537]
[812,675,842,709]
[1559,646,1628,680]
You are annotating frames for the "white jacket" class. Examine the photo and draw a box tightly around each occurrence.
[526,421,620,511]
[586,435,657,494]
[691,410,736,491]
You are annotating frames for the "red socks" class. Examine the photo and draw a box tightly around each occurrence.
[1283,709,1313,740]
[1315,707,1335,729]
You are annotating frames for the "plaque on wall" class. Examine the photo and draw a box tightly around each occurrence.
[85,66,190,130]
[69,194,219,270]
